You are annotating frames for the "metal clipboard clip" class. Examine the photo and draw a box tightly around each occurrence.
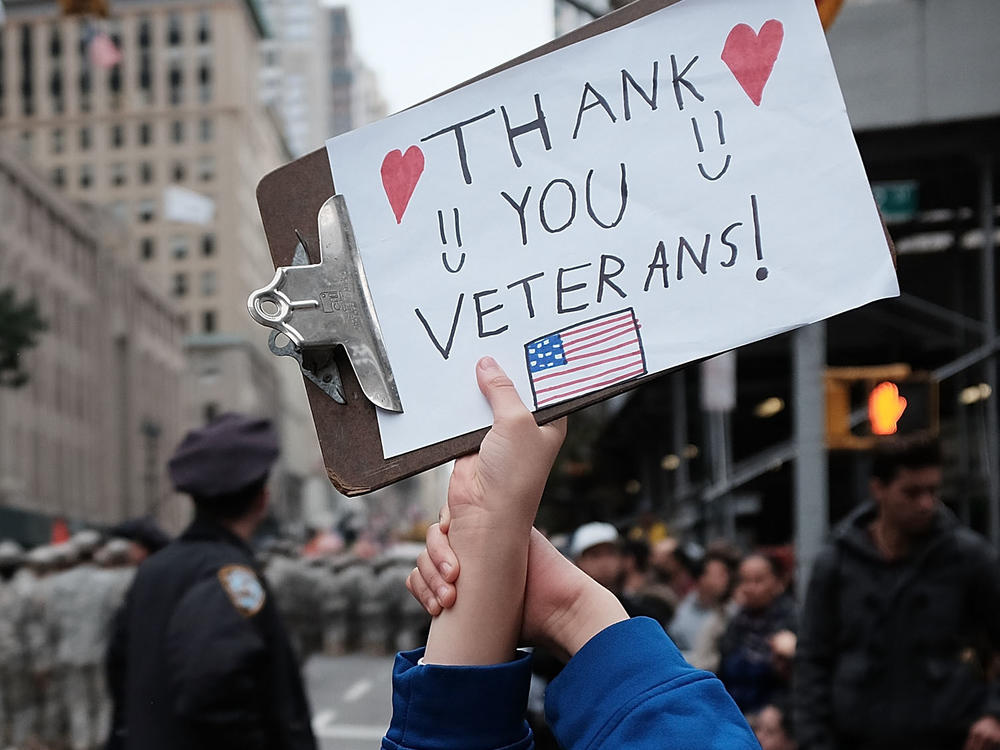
[247,195,403,413]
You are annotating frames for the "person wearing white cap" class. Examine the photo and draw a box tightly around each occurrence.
[568,522,624,591]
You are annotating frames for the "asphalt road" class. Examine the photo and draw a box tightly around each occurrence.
[305,653,395,750]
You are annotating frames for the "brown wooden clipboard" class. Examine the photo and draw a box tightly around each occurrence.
[255,0,895,495]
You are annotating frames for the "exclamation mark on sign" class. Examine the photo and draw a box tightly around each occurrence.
[751,193,768,281]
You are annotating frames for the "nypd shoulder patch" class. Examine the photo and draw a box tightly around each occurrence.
[218,564,266,617]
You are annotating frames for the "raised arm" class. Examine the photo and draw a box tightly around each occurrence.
[422,356,566,666]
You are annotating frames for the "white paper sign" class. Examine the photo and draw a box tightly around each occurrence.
[325,0,898,459]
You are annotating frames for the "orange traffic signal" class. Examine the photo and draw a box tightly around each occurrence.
[868,381,907,435]
[825,366,938,450]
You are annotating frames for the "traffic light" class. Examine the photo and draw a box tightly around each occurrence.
[825,365,939,450]
[815,0,845,30]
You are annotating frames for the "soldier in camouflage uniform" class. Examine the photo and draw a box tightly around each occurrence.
[0,540,25,746]
[48,531,106,750]
[380,550,430,653]
[343,555,371,654]
[317,558,349,656]
[12,546,56,747]
[46,541,85,748]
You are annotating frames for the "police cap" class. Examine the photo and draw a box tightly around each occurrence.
[168,413,279,500]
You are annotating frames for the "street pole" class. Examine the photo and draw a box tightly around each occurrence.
[794,322,829,588]
[672,369,690,502]
[979,156,999,547]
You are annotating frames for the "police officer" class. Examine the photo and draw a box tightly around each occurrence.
[107,413,317,750]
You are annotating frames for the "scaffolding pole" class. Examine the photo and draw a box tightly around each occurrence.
[980,157,999,547]
[794,322,829,587]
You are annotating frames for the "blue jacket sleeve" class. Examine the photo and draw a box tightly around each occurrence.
[382,648,534,750]
[545,617,760,750]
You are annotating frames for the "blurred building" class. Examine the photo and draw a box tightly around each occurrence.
[554,0,611,37]
[258,0,330,157]
[0,139,186,541]
[327,6,387,137]
[0,0,326,528]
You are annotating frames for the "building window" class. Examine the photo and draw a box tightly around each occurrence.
[110,124,124,148]
[201,233,215,256]
[168,62,183,106]
[202,310,216,333]
[197,156,215,182]
[0,35,6,118]
[21,26,34,117]
[79,164,93,189]
[167,12,183,46]
[171,119,184,144]
[198,61,212,103]
[79,126,91,150]
[78,61,91,113]
[51,128,64,154]
[138,51,153,103]
[111,162,126,186]
[140,237,155,260]
[49,26,62,57]
[110,201,128,221]
[200,270,216,296]
[172,161,186,183]
[138,199,155,223]
[197,12,211,44]
[49,69,64,114]
[109,65,122,107]
[199,117,213,143]
[139,161,154,184]
[138,16,151,49]
[139,122,152,145]
[172,273,188,297]
[52,167,66,187]
[170,235,188,259]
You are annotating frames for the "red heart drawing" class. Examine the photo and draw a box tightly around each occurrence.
[721,20,784,106]
[381,146,425,224]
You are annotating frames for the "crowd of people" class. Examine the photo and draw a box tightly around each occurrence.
[1,403,999,750]
[518,520,798,750]
[507,432,1000,750]
[0,533,137,750]
[0,527,430,750]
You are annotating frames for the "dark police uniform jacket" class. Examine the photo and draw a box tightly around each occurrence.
[107,517,317,750]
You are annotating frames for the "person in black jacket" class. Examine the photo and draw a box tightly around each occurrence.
[795,434,1000,750]
[106,414,317,750]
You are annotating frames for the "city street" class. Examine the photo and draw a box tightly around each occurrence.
[305,653,395,749]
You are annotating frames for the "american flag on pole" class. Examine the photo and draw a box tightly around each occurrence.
[87,30,122,70]
[525,308,646,410]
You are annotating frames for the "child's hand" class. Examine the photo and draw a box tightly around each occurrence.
[410,524,627,660]
[445,356,566,535]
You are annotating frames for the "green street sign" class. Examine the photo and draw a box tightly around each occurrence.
[872,180,919,223]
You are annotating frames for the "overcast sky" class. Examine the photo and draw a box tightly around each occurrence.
[334,0,557,113]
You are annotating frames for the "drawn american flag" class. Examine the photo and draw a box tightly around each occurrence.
[525,308,646,410]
